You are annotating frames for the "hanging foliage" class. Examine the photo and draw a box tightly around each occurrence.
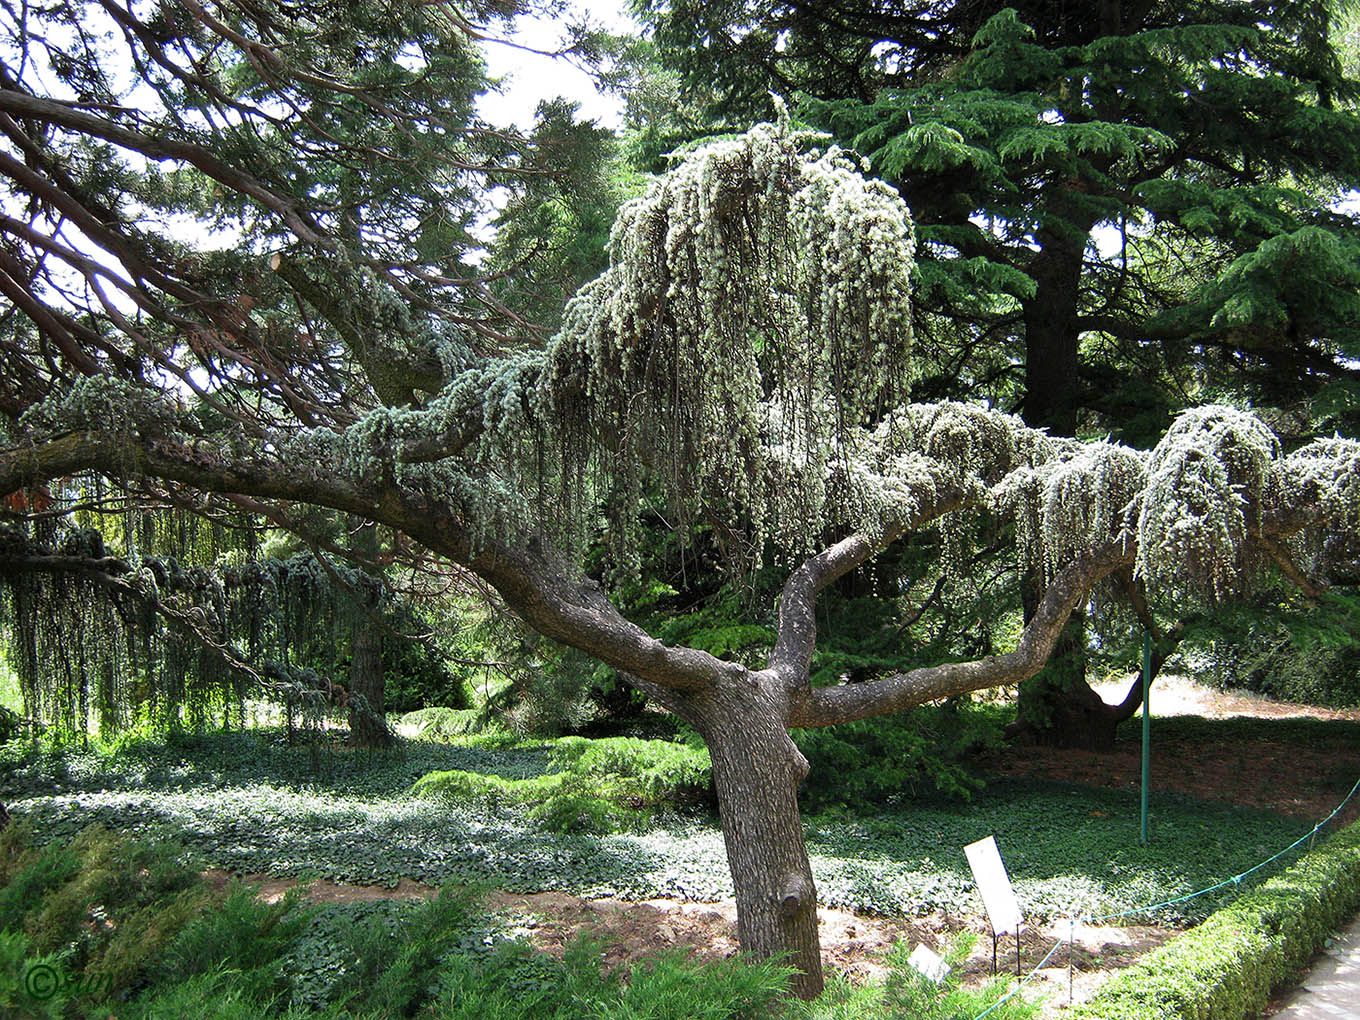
[529,109,918,565]
[0,507,412,742]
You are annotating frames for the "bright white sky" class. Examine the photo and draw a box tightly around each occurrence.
[476,1,634,131]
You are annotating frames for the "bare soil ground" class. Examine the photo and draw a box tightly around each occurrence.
[979,676,1360,827]
[213,677,1359,1013]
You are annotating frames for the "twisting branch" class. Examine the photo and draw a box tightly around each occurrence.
[767,485,969,687]
[789,538,1138,728]
[1257,531,1328,600]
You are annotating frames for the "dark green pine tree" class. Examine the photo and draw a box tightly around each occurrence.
[638,0,1360,746]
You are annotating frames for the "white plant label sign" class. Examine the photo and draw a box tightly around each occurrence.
[907,943,951,984]
[964,835,1022,936]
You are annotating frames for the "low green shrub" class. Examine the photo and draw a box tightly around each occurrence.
[0,822,207,1001]
[154,879,315,1003]
[794,702,1007,811]
[429,936,793,1020]
[1071,819,1360,1020]
[399,706,492,739]
[329,886,483,1016]
[411,736,712,833]
[0,929,66,1019]
[125,969,349,1020]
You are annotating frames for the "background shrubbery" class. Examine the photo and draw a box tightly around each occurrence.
[411,735,713,833]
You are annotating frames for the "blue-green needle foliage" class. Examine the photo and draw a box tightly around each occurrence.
[808,5,1360,437]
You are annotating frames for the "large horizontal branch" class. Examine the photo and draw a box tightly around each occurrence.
[0,428,732,695]
[788,539,1138,728]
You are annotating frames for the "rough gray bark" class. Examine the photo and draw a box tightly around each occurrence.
[689,677,823,998]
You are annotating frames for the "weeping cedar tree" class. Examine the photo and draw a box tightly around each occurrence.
[0,510,448,746]
[5,42,1360,991]
[637,0,1360,747]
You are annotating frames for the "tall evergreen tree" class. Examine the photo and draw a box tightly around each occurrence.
[0,0,611,740]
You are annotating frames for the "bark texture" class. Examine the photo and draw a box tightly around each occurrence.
[347,621,392,748]
[692,675,823,999]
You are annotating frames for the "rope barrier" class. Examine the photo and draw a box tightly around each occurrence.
[970,936,1064,1020]
[965,770,1360,1019]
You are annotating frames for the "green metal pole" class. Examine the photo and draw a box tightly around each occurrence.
[1140,630,1152,844]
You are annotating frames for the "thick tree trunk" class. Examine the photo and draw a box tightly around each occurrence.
[1021,231,1086,437]
[1013,670,1122,750]
[690,676,824,999]
[1011,620,1186,749]
[1018,226,1100,746]
[347,519,394,749]
[348,620,393,748]
[1012,572,1113,748]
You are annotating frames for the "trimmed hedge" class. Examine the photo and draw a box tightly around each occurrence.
[1072,820,1360,1020]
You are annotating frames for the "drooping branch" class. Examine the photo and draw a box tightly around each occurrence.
[0,531,386,732]
[0,426,736,697]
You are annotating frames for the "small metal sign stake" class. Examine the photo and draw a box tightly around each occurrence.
[964,835,1023,978]
[1068,918,1076,1005]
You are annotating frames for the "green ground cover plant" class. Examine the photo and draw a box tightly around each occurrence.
[0,729,1317,924]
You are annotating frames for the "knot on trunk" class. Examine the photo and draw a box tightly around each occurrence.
[779,872,812,919]
[785,733,810,782]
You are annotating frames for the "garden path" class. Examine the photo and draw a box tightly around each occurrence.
[1265,913,1360,1019]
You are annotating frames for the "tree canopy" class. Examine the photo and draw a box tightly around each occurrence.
[640,0,1360,440]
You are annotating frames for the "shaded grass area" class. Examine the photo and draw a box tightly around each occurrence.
[0,730,1317,926]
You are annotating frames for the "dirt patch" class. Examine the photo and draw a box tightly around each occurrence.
[483,890,934,978]
[202,870,439,905]
[980,738,1360,825]
[477,891,1179,1013]
[950,920,1178,1014]
[201,869,1175,1010]
[980,676,1360,826]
